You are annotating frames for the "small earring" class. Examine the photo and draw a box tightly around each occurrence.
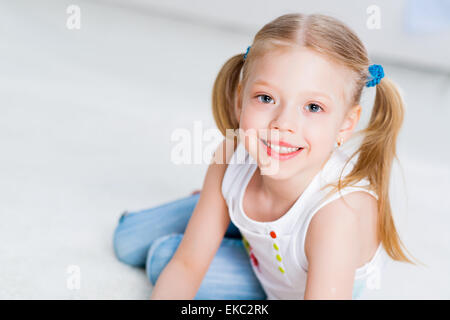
[337,137,344,147]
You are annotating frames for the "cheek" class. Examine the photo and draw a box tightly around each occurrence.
[303,121,337,150]
[239,105,267,131]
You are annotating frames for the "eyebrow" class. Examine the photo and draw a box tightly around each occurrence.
[252,79,334,102]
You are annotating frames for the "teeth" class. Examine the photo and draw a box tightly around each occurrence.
[264,140,301,154]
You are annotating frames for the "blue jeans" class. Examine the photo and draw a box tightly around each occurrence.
[113,192,267,300]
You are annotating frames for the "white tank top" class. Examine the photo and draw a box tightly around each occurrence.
[221,141,389,299]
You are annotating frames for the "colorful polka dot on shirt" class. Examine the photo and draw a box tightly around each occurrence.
[268,230,286,274]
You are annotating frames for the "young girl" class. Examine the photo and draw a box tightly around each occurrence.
[113,13,417,299]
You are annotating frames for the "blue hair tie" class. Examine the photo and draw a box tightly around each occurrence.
[366,64,384,87]
[243,45,251,60]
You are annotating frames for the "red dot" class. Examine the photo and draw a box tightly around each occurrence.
[270,231,277,239]
[250,253,259,267]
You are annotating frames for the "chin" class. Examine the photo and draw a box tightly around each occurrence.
[259,161,300,180]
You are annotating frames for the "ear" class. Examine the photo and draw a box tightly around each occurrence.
[338,104,361,143]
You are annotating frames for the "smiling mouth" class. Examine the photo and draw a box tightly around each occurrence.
[259,139,304,161]
[261,139,303,154]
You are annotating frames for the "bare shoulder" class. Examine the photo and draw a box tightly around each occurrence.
[305,191,379,269]
[211,137,238,167]
[303,191,378,298]
[206,137,238,188]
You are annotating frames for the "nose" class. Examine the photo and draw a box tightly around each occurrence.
[269,104,297,134]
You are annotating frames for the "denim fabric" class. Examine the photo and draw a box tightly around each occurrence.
[113,193,266,300]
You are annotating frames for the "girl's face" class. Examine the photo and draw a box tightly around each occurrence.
[236,46,361,179]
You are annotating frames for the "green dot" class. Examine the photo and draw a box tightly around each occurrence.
[276,254,282,262]
[278,266,285,274]
[273,243,279,251]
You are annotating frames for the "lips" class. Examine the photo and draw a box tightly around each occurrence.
[264,139,301,149]
[260,139,304,160]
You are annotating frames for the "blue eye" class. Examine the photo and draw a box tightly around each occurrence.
[305,103,323,113]
[256,94,274,104]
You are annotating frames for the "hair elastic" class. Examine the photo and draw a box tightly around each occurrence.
[243,45,251,60]
[366,64,384,87]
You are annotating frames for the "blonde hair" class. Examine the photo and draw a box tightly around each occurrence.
[212,13,419,265]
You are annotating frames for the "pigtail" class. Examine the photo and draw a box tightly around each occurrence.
[332,77,419,265]
[211,54,245,138]
[361,78,413,264]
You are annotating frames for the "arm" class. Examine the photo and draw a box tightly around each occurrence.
[303,194,363,300]
[151,138,236,299]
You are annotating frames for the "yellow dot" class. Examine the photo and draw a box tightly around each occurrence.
[273,243,279,251]
[276,254,282,262]
[242,238,250,253]
[278,266,285,274]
